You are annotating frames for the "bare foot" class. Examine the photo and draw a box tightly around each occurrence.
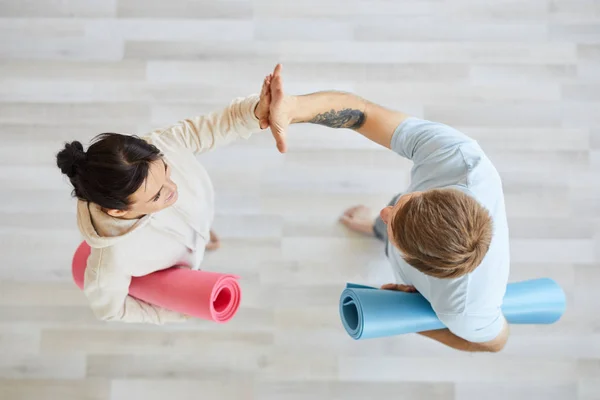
[205,230,221,251]
[339,205,376,237]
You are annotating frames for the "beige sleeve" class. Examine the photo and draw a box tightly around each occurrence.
[145,94,262,154]
[83,249,187,324]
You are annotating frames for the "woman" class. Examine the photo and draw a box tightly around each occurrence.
[57,74,275,324]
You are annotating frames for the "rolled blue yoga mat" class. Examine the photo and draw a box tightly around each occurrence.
[339,278,566,340]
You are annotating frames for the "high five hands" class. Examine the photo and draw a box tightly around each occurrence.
[254,64,292,154]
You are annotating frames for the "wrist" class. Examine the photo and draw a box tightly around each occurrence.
[289,95,303,124]
[253,99,260,121]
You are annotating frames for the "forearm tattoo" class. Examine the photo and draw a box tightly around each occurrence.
[309,108,366,130]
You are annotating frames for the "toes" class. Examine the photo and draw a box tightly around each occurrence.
[342,207,357,218]
[342,205,365,218]
[339,215,352,225]
[339,216,363,231]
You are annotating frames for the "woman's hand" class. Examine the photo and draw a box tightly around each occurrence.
[254,64,292,153]
[254,74,272,130]
[380,283,418,293]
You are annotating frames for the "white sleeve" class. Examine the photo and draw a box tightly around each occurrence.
[437,311,505,343]
[144,95,262,154]
[390,117,474,164]
[83,248,187,324]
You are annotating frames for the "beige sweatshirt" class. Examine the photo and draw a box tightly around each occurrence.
[77,95,262,324]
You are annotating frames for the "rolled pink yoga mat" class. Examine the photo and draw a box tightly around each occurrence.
[72,242,241,323]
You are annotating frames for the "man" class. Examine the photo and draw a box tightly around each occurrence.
[266,64,509,352]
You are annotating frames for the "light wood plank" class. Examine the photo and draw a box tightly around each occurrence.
[124,41,577,64]
[85,19,254,41]
[355,20,549,42]
[86,353,262,379]
[0,60,146,81]
[0,0,116,17]
[0,38,124,61]
[41,330,274,355]
[118,0,252,19]
[110,379,253,400]
[0,103,150,125]
[0,355,85,379]
[0,327,39,355]
[0,379,109,400]
[0,282,83,306]
[146,61,471,83]
[455,383,577,400]
[256,381,454,400]
[338,356,578,383]
[470,64,578,83]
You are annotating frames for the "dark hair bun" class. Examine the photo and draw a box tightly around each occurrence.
[56,141,86,178]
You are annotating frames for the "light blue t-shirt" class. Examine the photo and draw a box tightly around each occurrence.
[389,117,510,343]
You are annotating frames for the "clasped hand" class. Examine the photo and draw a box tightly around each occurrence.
[253,64,293,154]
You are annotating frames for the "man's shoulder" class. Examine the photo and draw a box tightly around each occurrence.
[426,274,470,314]
[427,252,509,312]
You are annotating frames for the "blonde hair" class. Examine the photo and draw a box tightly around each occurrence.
[391,189,493,279]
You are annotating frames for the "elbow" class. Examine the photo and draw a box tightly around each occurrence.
[464,338,507,353]
[486,341,507,353]
[484,331,509,353]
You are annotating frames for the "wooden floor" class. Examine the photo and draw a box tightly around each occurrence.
[1,1,599,399]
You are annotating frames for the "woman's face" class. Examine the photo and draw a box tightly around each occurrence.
[106,158,178,219]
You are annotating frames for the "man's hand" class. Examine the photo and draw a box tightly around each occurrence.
[381,283,418,293]
[268,64,295,153]
[254,74,273,130]
[380,282,508,352]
